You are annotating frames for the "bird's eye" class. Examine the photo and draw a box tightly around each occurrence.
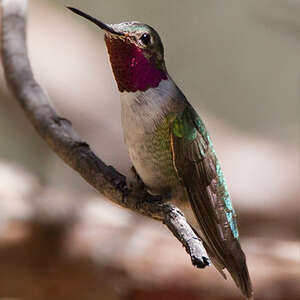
[140,33,151,46]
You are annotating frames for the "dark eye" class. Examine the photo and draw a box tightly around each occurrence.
[140,33,151,46]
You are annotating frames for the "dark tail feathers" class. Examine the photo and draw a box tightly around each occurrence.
[225,239,253,300]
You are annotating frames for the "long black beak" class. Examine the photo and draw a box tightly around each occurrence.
[67,7,124,36]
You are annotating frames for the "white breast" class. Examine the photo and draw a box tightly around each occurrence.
[119,78,184,193]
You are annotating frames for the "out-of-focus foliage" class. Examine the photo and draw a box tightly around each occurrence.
[0,0,298,299]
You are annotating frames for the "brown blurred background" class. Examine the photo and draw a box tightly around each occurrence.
[0,0,299,299]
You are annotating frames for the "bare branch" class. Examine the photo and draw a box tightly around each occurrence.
[0,0,209,268]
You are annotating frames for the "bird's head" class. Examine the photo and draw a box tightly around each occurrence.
[68,7,168,92]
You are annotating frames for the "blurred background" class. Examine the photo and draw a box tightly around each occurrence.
[0,0,299,299]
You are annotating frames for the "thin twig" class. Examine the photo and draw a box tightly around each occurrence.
[0,0,209,268]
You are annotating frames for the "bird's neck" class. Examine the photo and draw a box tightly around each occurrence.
[105,36,167,93]
[120,77,184,115]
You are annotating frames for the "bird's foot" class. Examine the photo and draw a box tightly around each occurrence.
[130,166,171,204]
[130,166,144,186]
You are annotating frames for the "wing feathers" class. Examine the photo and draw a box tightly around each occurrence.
[170,106,253,299]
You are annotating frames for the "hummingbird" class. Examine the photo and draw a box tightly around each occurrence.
[68,7,253,299]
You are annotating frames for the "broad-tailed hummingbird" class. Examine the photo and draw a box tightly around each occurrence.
[68,7,253,299]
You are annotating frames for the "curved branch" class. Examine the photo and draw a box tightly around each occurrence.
[0,0,209,268]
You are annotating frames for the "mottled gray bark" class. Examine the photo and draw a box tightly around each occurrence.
[0,0,209,268]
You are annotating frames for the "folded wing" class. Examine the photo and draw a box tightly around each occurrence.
[170,105,253,299]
